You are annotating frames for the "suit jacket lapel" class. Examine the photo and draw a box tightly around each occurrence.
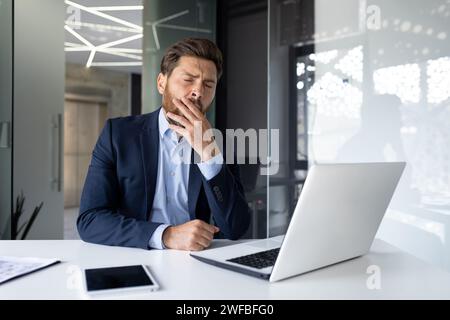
[140,109,160,220]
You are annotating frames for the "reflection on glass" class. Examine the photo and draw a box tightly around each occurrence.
[142,0,217,114]
[374,63,421,103]
[335,46,363,82]
[427,57,450,104]
[270,0,450,270]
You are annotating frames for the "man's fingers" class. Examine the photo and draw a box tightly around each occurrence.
[165,220,220,251]
[197,221,219,234]
[189,243,205,251]
[173,98,196,123]
[197,228,214,242]
[181,96,204,119]
[168,124,189,138]
[193,234,211,249]
[167,112,191,129]
[195,224,220,249]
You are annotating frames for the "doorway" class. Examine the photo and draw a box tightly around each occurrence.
[64,98,107,239]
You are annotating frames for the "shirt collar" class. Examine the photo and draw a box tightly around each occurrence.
[158,107,183,143]
[158,108,171,138]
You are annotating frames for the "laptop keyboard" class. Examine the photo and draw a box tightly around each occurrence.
[226,248,280,269]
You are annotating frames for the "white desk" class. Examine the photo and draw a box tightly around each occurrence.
[1,239,450,300]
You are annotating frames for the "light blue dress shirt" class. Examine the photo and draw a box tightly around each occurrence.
[148,109,223,249]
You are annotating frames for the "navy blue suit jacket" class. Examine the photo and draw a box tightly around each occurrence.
[77,108,251,249]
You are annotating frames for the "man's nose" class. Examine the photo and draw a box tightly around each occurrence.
[190,87,203,100]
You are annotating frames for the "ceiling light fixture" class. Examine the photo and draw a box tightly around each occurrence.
[64,44,142,54]
[65,46,142,60]
[65,0,142,31]
[65,41,86,47]
[64,2,212,71]
[146,10,189,50]
[64,25,94,49]
[144,10,212,51]
[97,34,143,50]
[65,1,144,69]
[65,21,141,33]
[86,50,97,68]
[157,23,212,33]
[65,19,142,68]
[88,6,144,11]
[66,34,143,67]
[90,62,142,67]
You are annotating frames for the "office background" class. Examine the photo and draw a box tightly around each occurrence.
[1,0,450,272]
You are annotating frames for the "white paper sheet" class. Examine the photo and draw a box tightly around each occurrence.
[0,256,60,284]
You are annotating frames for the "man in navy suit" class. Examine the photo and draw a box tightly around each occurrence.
[78,38,251,251]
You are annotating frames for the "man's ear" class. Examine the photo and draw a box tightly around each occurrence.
[157,73,166,95]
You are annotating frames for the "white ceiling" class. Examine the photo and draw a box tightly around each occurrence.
[65,0,143,74]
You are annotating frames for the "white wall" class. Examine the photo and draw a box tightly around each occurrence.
[311,0,450,270]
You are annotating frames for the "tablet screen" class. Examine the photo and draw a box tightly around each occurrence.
[85,265,153,291]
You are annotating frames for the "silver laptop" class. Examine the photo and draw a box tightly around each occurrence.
[191,162,406,282]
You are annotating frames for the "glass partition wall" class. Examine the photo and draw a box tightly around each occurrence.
[269,0,450,270]
[0,0,13,239]
[2,0,448,253]
[0,0,65,240]
[142,0,217,119]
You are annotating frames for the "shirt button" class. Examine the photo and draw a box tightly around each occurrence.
[170,171,175,177]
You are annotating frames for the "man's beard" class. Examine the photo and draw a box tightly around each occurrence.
[162,85,205,127]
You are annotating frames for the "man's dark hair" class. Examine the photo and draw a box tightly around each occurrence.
[160,38,223,79]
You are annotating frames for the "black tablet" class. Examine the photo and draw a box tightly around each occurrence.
[83,265,160,295]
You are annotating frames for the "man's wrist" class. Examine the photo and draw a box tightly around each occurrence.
[197,152,224,180]
[201,142,221,162]
[149,224,171,250]
[161,225,173,249]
